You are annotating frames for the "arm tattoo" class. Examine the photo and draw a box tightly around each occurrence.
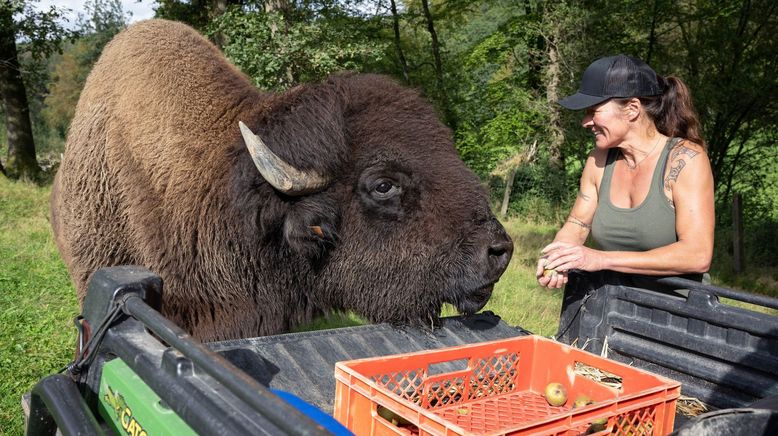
[567,216,591,229]
[577,191,591,201]
[664,159,686,190]
[666,196,675,209]
[671,145,699,160]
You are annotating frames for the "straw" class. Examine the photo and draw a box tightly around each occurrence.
[676,395,709,417]
[573,361,623,390]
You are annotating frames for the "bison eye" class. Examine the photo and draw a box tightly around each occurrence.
[376,182,392,193]
[371,180,401,200]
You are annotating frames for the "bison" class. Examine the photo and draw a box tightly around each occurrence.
[51,19,513,341]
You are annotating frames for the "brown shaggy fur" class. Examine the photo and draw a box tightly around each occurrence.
[52,19,513,341]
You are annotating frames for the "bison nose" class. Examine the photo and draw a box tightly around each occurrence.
[487,229,513,280]
[483,224,513,281]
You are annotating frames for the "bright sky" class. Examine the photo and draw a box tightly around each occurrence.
[33,1,156,27]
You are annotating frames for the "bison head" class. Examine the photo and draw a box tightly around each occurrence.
[237,73,513,328]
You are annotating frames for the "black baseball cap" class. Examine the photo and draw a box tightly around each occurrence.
[558,54,663,110]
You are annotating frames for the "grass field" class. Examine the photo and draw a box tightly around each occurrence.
[0,178,79,434]
[0,176,776,434]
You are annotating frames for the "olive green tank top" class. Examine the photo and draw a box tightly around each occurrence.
[591,137,680,252]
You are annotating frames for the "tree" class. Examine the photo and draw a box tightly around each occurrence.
[0,0,71,181]
[209,2,386,91]
[579,0,778,200]
[153,0,243,45]
[43,0,129,138]
[1,2,39,180]
[263,0,295,84]
[418,0,454,127]
[388,0,409,84]
[670,1,778,196]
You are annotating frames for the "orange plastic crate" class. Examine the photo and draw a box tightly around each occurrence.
[333,335,681,435]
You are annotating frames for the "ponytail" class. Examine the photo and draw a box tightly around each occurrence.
[640,76,706,150]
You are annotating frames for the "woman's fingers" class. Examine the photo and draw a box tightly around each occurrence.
[540,241,571,254]
[548,270,568,288]
[538,243,580,288]
[546,252,581,272]
[536,257,548,277]
[537,267,568,288]
[543,246,578,269]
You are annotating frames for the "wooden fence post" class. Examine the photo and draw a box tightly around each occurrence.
[500,168,516,219]
[733,193,744,273]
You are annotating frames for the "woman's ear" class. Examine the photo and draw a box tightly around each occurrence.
[625,98,642,121]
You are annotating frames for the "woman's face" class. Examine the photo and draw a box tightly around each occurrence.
[581,100,630,149]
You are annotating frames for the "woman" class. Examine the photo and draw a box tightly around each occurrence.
[537,54,714,289]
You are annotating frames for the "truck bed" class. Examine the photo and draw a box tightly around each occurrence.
[209,312,529,413]
[24,267,778,435]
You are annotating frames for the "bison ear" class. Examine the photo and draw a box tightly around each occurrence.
[247,81,350,193]
[282,194,340,261]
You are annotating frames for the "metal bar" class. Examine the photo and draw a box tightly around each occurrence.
[120,294,331,436]
[656,276,778,309]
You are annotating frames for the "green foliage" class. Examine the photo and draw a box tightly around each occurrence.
[0,0,126,162]
[712,220,778,296]
[209,4,387,91]
[42,39,98,140]
[456,107,539,177]
[77,0,128,36]
[502,164,574,223]
[4,0,75,62]
[39,1,127,147]
[6,0,76,109]
[153,0,245,31]
[446,10,548,176]
[581,0,778,198]
[1,0,76,181]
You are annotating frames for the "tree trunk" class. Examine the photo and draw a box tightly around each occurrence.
[0,7,40,181]
[264,0,295,85]
[544,36,564,170]
[500,168,517,219]
[498,140,537,219]
[732,193,744,273]
[419,0,455,128]
[645,0,661,64]
[211,0,227,16]
[209,0,229,48]
[389,0,410,84]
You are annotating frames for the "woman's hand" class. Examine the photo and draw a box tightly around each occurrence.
[536,242,605,288]
[536,256,569,288]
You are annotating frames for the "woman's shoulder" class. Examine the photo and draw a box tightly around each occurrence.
[668,138,707,160]
[581,147,610,187]
[665,138,709,170]
[663,138,712,191]
[586,146,611,165]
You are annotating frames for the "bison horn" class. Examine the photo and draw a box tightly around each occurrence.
[239,121,329,195]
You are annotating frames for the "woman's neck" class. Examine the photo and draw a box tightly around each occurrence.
[619,132,666,170]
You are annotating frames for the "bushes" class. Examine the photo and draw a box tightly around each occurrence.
[489,163,574,224]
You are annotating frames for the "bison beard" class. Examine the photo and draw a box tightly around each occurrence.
[51,19,513,341]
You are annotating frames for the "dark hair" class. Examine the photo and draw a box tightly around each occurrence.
[628,75,706,150]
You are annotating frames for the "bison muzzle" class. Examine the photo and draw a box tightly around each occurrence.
[51,19,513,341]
